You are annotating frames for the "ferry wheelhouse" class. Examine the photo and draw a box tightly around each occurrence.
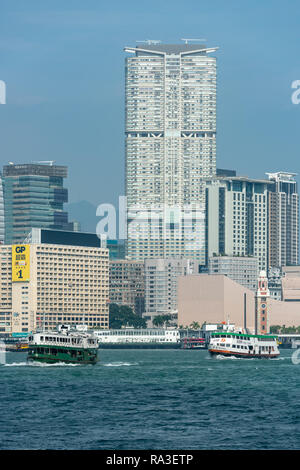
[27,325,98,364]
[94,328,181,348]
[208,331,279,359]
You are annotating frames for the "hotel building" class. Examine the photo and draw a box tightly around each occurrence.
[0,231,109,337]
[124,42,218,263]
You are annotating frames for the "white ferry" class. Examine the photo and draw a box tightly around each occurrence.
[208,329,280,359]
[94,328,181,349]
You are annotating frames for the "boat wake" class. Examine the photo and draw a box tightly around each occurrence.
[216,354,255,361]
[4,361,80,367]
[102,362,139,367]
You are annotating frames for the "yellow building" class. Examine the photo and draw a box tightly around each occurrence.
[0,242,109,337]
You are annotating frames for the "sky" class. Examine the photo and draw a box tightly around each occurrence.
[0,0,300,209]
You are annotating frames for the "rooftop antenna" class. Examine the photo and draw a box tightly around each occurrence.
[181,38,207,44]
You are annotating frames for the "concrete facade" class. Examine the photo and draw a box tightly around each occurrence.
[0,243,109,336]
[267,172,299,269]
[206,176,270,271]
[109,259,145,315]
[208,256,258,291]
[143,258,197,327]
[178,274,300,330]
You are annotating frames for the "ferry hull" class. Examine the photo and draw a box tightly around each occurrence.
[208,348,279,359]
[27,346,98,364]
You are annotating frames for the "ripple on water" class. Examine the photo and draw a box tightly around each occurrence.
[0,349,299,450]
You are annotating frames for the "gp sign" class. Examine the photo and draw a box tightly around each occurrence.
[12,245,30,282]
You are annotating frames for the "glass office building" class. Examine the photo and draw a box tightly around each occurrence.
[3,163,72,244]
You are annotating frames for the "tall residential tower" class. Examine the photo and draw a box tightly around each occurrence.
[267,172,299,269]
[124,41,218,262]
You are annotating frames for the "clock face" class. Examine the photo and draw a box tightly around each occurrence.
[261,303,266,309]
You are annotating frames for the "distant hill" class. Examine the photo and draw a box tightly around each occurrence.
[66,200,98,233]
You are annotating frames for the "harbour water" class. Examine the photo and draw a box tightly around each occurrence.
[1,349,299,450]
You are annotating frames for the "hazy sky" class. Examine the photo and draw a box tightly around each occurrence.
[0,0,300,208]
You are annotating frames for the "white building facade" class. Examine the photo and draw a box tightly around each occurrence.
[208,256,258,291]
[143,258,197,326]
[267,172,299,269]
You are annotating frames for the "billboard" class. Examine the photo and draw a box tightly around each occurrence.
[12,245,30,282]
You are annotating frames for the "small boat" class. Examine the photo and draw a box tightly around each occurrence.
[27,325,98,364]
[181,337,206,350]
[208,329,280,359]
[15,341,29,352]
[4,340,29,352]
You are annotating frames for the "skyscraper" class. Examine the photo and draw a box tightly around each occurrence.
[267,172,299,268]
[206,176,271,271]
[124,41,218,262]
[3,162,72,244]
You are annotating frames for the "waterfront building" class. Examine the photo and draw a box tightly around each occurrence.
[3,162,72,244]
[178,272,300,331]
[208,255,258,291]
[143,258,197,326]
[124,41,218,263]
[0,240,109,337]
[281,266,300,301]
[109,259,145,316]
[206,176,271,271]
[0,173,5,243]
[267,172,299,269]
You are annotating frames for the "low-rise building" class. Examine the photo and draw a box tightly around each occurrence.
[143,258,197,327]
[178,273,300,332]
[109,259,145,315]
[282,266,300,301]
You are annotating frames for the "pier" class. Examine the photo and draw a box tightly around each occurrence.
[277,334,300,349]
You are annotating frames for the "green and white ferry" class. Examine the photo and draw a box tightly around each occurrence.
[27,325,99,364]
[208,329,279,359]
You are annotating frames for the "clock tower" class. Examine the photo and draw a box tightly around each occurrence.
[255,270,270,335]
